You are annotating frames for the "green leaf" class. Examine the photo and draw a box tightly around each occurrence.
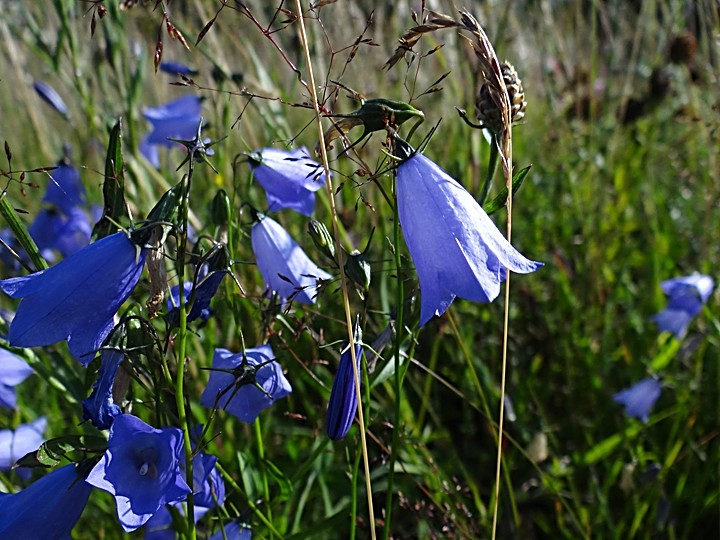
[15,435,108,469]
[92,118,132,240]
[483,165,531,215]
[263,457,293,501]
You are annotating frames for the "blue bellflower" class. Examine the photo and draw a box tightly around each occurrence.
[28,206,92,261]
[33,81,69,118]
[82,348,126,430]
[613,378,662,423]
[159,61,198,76]
[200,346,292,423]
[0,231,147,364]
[249,147,326,217]
[326,342,363,441]
[0,464,92,538]
[652,274,714,338]
[140,96,202,168]
[166,271,226,327]
[86,414,190,532]
[44,162,86,213]
[0,417,46,474]
[396,150,542,326]
[0,349,33,408]
[209,520,252,540]
[251,214,331,304]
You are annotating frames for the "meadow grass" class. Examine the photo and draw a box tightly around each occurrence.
[0,1,718,538]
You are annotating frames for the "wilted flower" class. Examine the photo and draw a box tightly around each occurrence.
[613,378,662,423]
[248,147,326,216]
[652,274,714,338]
[82,348,126,430]
[395,143,542,326]
[33,81,69,118]
[200,345,292,423]
[0,349,33,409]
[326,342,363,441]
[0,464,92,538]
[0,231,147,364]
[86,414,190,532]
[0,417,46,473]
[140,95,202,168]
[251,214,331,304]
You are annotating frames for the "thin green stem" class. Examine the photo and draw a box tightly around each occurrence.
[254,417,273,538]
[478,136,499,206]
[382,173,405,540]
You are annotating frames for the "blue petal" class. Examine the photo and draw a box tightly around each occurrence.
[326,343,362,440]
[159,61,198,76]
[251,216,331,304]
[0,232,146,364]
[0,464,91,538]
[397,153,542,326]
[33,81,69,117]
[613,378,662,423]
[82,348,125,429]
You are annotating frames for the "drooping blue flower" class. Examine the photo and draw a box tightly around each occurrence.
[82,348,126,430]
[395,146,542,326]
[613,378,662,423]
[651,274,714,338]
[166,266,227,327]
[144,452,225,540]
[159,61,198,76]
[140,96,202,168]
[0,417,46,474]
[0,349,33,408]
[326,342,363,440]
[0,463,92,538]
[248,147,326,216]
[0,231,146,365]
[200,346,292,423]
[209,520,252,540]
[33,81,69,118]
[28,206,92,261]
[86,414,190,532]
[251,214,331,304]
[43,162,86,213]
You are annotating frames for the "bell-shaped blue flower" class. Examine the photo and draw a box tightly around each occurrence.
[0,231,146,364]
[43,162,86,213]
[86,414,190,532]
[28,206,92,261]
[613,378,662,423]
[0,349,33,408]
[159,61,198,76]
[326,342,363,440]
[396,148,542,326]
[652,274,714,338]
[140,96,202,168]
[0,417,46,474]
[200,345,292,423]
[33,81,69,118]
[251,214,331,304]
[0,463,92,538]
[82,348,125,430]
[248,147,326,217]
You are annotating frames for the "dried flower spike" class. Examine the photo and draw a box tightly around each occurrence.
[476,61,527,134]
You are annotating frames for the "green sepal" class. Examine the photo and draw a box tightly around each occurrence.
[483,165,531,215]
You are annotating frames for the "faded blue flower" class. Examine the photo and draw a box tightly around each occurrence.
[251,214,331,304]
[396,148,542,326]
[86,414,190,532]
[248,147,326,216]
[33,81,69,118]
[613,378,662,423]
[28,206,92,260]
[82,348,125,430]
[209,520,252,540]
[0,232,146,364]
[200,345,292,423]
[652,274,714,338]
[0,464,92,538]
[0,417,46,475]
[0,349,33,409]
[140,96,202,168]
[44,162,86,213]
[326,342,362,440]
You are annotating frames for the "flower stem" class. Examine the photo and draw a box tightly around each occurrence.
[254,417,273,538]
[478,134,499,206]
[382,173,406,540]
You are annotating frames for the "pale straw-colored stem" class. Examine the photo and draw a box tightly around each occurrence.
[293,3,376,539]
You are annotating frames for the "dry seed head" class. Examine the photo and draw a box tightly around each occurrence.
[475,61,527,133]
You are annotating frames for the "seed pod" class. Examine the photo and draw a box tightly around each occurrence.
[475,61,527,133]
